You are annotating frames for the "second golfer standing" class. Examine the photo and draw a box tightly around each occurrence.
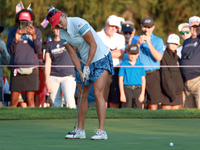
[46,8,114,140]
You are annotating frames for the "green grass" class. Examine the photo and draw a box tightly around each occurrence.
[0,107,200,120]
[0,119,200,150]
[1,108,200,150]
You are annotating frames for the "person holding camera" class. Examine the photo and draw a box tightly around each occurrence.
[7,9,42,107]
[131,16,164,110]
[180,16,200,109]
[0,25,10,107]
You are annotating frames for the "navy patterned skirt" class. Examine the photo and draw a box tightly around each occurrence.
[75,52,114,85]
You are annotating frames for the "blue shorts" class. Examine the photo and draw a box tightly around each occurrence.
[75,52,114,86]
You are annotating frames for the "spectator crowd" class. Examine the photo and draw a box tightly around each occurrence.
[1,6,200,110]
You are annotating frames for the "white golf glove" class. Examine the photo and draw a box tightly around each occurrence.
[83,66,90,80]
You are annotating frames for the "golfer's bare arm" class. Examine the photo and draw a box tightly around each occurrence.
[83,30,97,66]
[65,43,83,80]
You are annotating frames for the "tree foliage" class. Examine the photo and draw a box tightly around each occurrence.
[1,0,200,40]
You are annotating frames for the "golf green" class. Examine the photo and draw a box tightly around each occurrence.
[0,119,199,150]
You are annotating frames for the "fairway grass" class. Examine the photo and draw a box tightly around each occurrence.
[0,119,200,150]
[1,107,200,120]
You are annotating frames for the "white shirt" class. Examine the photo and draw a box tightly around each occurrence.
[97,29,125,66]
[59,17,109,64]
[176,46,182,58]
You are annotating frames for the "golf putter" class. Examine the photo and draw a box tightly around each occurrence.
[68,79,85,136]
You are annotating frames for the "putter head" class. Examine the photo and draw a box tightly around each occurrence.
[68,127,77,137]
[68,131,76,135]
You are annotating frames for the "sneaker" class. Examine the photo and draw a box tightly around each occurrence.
[65,128,86,139]
[91,129,108,140]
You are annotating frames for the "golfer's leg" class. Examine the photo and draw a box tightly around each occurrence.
[93,70,108,130]
[78,84,91,130]
[103,75,112,107]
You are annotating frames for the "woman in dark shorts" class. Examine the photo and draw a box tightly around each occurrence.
[7,9,42,107]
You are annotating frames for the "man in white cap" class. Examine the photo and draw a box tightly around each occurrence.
[0,25,10,107]
[97,15,125,108]
[176,23,191,58]
[177,23,193,108]
[180,16,200,109]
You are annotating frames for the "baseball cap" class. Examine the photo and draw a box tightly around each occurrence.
[18,12,31,21]
[178,23,189,32]
[189,16,200,27]
[141,16,154,27]
[122,21,135,32]
[0,26,4,33]
[126,44,139,54]
[167,34,180,45]
[106,15,121,28]
[15,9,35,24]
[47,10,62,28]
[118,17,125,23]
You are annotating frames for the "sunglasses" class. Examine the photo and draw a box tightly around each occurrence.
[180,30,190,35]
[123,31,132,34]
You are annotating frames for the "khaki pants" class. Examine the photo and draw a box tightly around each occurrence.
[182,89,195,108]
[184,76,200,108]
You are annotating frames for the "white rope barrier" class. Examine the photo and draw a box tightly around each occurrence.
[0,65,200,68]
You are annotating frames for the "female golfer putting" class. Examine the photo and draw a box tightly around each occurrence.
[47,8,114,140]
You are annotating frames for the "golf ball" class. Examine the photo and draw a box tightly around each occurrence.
[169,142,174,146]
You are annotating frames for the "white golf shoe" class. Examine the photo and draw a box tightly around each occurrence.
[91,129,108,140]
[65,128,86,139]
